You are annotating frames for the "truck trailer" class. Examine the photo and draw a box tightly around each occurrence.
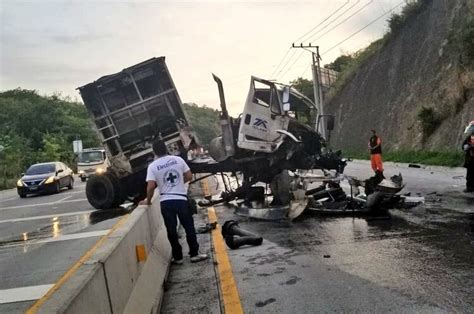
[78,57,196,209]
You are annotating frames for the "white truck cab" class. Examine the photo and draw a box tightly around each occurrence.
[238,76,314,153]
[77,148,109,182]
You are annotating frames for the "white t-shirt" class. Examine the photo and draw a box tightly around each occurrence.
[146,155,191,202]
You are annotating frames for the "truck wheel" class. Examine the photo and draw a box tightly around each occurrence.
[86,174,123,209]
[81,177,87,182]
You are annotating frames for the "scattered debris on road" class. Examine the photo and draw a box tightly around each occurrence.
[221,220,263,250]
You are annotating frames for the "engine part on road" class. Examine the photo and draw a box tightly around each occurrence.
[221,220,263,249]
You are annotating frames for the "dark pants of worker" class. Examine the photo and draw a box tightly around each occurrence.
[160,200,199,260]
[467,163,474,191]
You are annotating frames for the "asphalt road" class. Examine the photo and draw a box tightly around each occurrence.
[0,177,128,313]
[162,161,474,312]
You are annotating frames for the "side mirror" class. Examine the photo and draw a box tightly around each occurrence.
[21,173,25,177]
[326,115,335,131]
[282,86,290,104]
[283,103,290,112]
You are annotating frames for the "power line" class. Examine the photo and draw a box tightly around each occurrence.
[301,0,362,44]
[298,0,404,78]
[270,48,291,78]
[278,49,306,82]
[274,48,299,79]
[307,0,374,43]
[293,0,351,44]
[271,0,354,79]
[278,1,371,81]
[321,1,404,55]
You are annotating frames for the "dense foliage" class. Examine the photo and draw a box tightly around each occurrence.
[0,90,224,190]
[289,78,314,101]
[324,54,354,73]
[0,89,100,189]
[183,102,221,147]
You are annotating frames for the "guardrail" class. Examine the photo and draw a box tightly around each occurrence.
[33,199,171,314]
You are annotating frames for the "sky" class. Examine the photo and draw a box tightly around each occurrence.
[0,0,404,116]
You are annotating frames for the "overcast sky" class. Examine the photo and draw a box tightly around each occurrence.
[0,0,404,115]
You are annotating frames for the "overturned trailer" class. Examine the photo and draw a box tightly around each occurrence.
[78,57,196,208]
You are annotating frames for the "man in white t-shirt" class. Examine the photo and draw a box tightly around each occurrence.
[144,139,208,264]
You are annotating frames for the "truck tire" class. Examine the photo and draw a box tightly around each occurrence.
[86,173,124,209]
[81,177,87,182]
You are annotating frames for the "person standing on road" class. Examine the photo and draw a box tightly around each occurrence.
[143,139,208,264]
[462,122,474,193]
[368,129,384,176]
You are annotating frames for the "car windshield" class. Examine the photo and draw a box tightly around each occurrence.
[26,164,55,175]
[78,151,103,163]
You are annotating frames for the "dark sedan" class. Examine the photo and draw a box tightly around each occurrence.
[17,162,74,198]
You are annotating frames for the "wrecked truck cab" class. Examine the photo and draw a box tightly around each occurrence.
[77,57,195,209]
[238,76,320,154]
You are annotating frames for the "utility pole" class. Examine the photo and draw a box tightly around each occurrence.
[291,43,325,140]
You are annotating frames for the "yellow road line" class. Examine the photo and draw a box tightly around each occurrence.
[26,214,130,313]
[208,207,243,314]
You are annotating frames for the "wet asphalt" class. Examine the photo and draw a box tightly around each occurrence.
[163,161,474,312]
[0,178,128,313]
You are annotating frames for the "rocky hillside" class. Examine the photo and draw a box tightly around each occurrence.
[327,0,473,153]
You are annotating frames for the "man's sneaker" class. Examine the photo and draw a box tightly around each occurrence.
[171,258,183,265]
[190,253,209,263]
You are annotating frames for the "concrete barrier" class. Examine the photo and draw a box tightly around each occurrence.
[36,198,171,314]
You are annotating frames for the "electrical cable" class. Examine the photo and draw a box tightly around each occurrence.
[308,0,374,43]
[293,0,351,44]
[298,0,405,78]
[272,0,354,79]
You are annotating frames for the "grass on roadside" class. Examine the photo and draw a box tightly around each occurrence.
[342,150,464,168]
[0,178,17,191]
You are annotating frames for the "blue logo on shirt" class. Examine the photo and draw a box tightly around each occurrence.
[164,169,180,187]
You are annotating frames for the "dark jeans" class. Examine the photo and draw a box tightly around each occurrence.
[467,163,474,190]
[160,200,199,260]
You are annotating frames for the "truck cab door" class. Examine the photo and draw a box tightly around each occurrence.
[237,77,289,153]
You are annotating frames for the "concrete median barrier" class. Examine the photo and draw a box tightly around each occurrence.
[35,197,171,314]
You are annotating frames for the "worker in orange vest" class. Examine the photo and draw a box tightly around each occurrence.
[368,129,384,176]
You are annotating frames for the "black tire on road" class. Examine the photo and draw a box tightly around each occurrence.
[86,173,124,209]
[81,177,87,182]
[68,176,74,189]
[18,193,26,198]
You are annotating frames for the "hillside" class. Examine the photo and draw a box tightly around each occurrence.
[326,0,474,155]
[0,90,220,189]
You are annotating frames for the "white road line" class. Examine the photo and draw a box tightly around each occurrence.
[0,198,88,211]
[53,196,72,203]
[66,190,85,195]
[0,197,18,203]
[2,230,110,248]
[0,284,54,304]
[0,210,96,224]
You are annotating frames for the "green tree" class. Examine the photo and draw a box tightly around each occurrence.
[290,78,314,101]
[183,103,221,146]
[0,89,100,189]
[324,54,354,72]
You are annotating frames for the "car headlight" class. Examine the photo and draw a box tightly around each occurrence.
[17,179,24,187]
[44,176,55,184]
[78,170,85,174]
[95,167,106,174]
